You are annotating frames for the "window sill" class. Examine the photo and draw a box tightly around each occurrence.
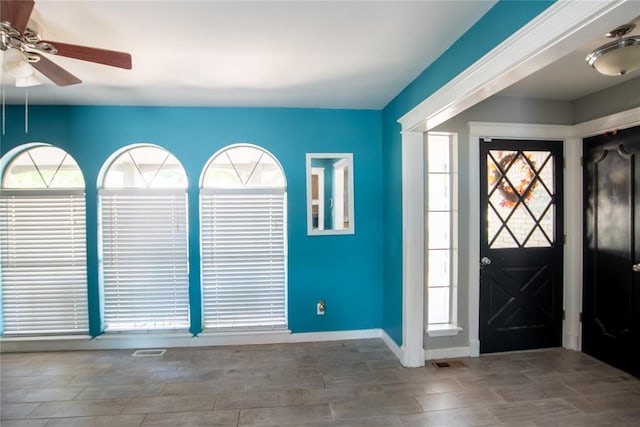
[426,324,463,337]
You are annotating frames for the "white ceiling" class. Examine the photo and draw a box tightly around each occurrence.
[499,15,640,101]
[1,0,498,109]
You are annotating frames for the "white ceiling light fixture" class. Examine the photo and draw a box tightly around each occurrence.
[586,23,640,76]
[2,48,42,87]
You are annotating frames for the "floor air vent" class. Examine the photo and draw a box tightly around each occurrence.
[131,349,166,357]
[431,360,467,369]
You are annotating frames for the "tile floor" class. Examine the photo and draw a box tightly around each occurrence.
[1,339,639,426]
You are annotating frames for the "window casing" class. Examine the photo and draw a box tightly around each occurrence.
[200,145,287,331]
[0,145,88,336]
[425,133,460,335]
[98,145,189,332]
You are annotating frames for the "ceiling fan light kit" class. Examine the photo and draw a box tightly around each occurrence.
[0,0,132,88]
[586,23,640,76]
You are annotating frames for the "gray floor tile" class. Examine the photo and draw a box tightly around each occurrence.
[44,414,145,427]
[238,403,333,426]
[26,399,128,419]
[1,339,639,426]
[123,395,214,414]
[0,403,39,420]
[215,390,302,409]
[141,409,239,426]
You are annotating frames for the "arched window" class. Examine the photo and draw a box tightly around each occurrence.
[0,144,88,336]
[98,145,189,331]
[200,144,287,330]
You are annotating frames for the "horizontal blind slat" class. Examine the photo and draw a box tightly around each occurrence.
[100,191,190,331]
[1,194,89,336]
[201,192,287,330]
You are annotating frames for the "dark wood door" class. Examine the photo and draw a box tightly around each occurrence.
[583,125,640,378]
[479,139,564,353]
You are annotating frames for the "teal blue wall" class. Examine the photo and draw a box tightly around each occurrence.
[1,105,383,336]
[380,0,555,346]
[1,0,557,344]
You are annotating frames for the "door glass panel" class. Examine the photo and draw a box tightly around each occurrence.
[488,206,503,245]
[507,202,536,246]
[492,228,518,248]
[526,227,550,248]
[487,149,554,249]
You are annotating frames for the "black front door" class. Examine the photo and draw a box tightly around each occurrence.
[479,139,564,353]
[583,125,640,378]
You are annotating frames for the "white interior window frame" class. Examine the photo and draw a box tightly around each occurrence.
[0,144,89,337]
[199,144,289,332]
[425,132,461,337]
[97,144,190,333]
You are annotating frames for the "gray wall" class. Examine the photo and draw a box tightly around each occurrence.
[572,76,640,124]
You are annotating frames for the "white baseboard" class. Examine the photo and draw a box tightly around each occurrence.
[563,333,581,351]
[425,346,470,360]
[0,329,384,353]
[469,339,480,357]
[381,329,403,362]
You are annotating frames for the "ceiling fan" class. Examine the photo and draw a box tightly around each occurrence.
[0,0,132,87]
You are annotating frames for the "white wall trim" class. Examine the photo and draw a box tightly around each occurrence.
[398,1,638,133]
[425,346,470,361]
[382,329,404,362]
[0,329,384,353]
[401,131,426,367]
[468,122,579,353]
[574,107,640,138]
[397,0,637,365]
[467,122,573,140]
[466,109,639,354]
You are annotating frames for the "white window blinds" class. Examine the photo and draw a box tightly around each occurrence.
[0,191,89,335]
[100,190,190,331]
[201,189,287,330]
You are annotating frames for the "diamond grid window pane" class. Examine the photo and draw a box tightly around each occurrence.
[525,177,552,218]
[507,202,536,246]
[487,149,555,249]
[488,205,503,245]
[492,227,518,248]
[505,153,535,197]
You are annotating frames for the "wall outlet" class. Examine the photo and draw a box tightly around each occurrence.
[317,300,326,315]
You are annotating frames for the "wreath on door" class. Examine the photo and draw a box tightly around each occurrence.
[489,152,537,209]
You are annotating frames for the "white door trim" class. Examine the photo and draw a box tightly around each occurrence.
[397,0,638,366]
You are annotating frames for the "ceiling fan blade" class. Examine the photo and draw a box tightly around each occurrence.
[31,54,82,87]
[0,0,35,33]
[42,41,132,69]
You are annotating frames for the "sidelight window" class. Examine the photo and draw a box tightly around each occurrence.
[425,133,460,334]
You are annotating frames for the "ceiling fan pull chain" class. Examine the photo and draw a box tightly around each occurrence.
[1,83,5,136]
[24,86,28,134]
